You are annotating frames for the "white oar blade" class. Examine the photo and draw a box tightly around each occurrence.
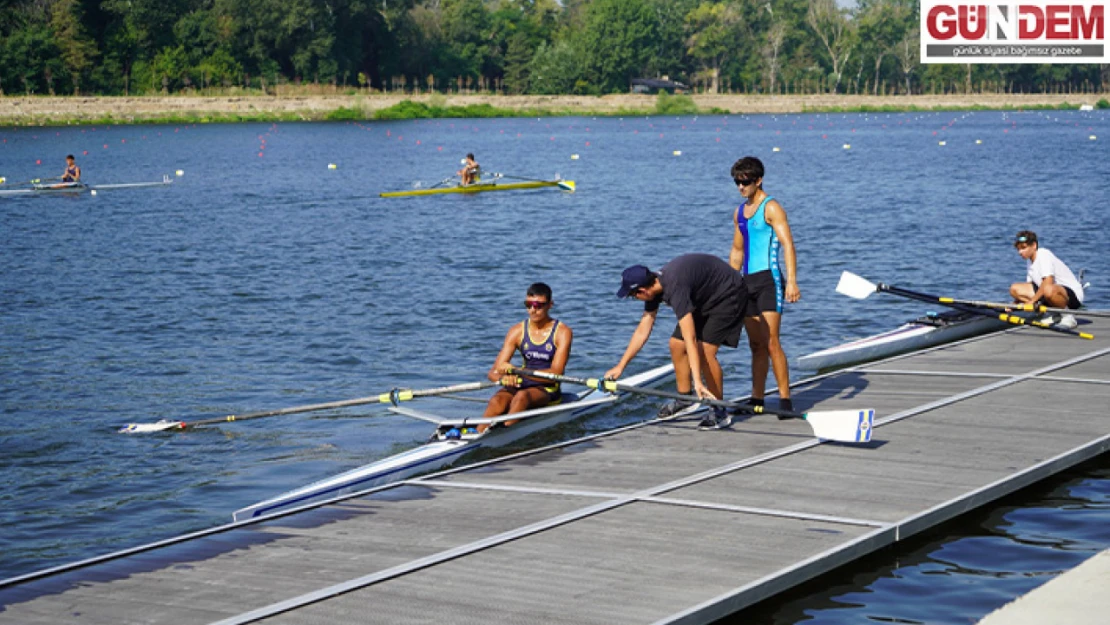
[805,409,874,443]
[118,420,182,434]
[836,271,879,300]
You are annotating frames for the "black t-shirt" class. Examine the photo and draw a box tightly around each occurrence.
[645,253,745,319]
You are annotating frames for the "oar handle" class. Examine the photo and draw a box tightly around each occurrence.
[506,366,808,419]
[880,284,1093,340]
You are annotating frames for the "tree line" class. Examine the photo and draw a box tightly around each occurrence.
[2,0,1107,99]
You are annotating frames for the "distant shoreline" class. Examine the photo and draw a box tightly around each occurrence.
[1,93,1105,126]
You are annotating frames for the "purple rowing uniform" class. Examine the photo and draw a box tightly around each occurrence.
[519,319,561,398]
[62,165,78,182]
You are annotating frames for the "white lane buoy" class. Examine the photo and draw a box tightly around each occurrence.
[772,147,781,152]
[175,170,184,177]
[1090,135,1098,141]
[975,139,982,144]
[939,141,947,146]
[571,154,579,160]
[842,144,851,149]
[328,163,337,170]
[673,150,682,156]
[90,189,97,196]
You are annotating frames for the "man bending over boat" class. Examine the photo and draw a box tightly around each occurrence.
[457,153,480,186]
[1009,230,1084,329]
[483,282,573,430]
[729,156,799,414]
[605,254,747,430]
[51,155,81,188]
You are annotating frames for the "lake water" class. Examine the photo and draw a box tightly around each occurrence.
[1,110,1107,621]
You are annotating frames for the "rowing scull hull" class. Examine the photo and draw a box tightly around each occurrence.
[797,311,1006,371]
[232,362,674,521]
[0,183,88,196]
[0,177,172,197]
[380,179,574,198]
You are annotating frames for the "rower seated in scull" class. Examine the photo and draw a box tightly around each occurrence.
[481,282,573,431]
[51,155,81,189]
[457,153,480,186]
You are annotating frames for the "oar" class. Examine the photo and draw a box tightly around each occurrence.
[933,297,1110,320]
[119,380,499,434]
[836,271,1094,340]
[489,172,550,183]
[418,175,458,190]
[2,176,58,186]
[488,172,575,192]
[507,366,874,443]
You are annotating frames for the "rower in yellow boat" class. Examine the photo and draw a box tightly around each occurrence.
[456,153,480,186]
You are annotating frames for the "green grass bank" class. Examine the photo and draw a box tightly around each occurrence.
[1,93,1105,127]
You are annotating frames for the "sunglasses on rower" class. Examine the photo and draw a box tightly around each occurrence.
[734,177,756,187]
[524,300,549,309]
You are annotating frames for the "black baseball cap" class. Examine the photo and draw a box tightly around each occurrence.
[617,265,652,298]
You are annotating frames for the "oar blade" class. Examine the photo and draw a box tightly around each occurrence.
[804,409,874,443]
[836,271,879,300]
[557,180,576,192]
[118,420,183,434]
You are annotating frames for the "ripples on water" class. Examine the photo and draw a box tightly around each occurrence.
[1,112,1107,619]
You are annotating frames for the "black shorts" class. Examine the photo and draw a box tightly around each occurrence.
[1031,282,1082,309]
[1061,286,1081,309]
[743,270,783,316]
[670,291,745,348]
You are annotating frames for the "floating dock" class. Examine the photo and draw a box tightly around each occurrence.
[977,548,1110,625]
[2,318,1108,624]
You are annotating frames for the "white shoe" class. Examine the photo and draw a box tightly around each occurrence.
[1055,314,1078,330]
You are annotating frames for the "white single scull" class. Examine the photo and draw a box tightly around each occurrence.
[0,175,173,197]
[797,310,1005,371]
[232,363,678,521]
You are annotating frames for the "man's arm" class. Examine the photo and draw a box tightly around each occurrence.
[765,200,799,303]
[676,312,712,399]
[605,309,657,380]
[729,218,745,272]
[488,323,523,385]
[1030,275,1057,304]
[545,324,573,375]
[1027,254,1055,304]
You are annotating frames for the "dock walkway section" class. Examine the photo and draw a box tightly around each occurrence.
[2,318,1108,624]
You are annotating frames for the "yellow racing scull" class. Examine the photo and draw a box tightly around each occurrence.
[381,178,575,198]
